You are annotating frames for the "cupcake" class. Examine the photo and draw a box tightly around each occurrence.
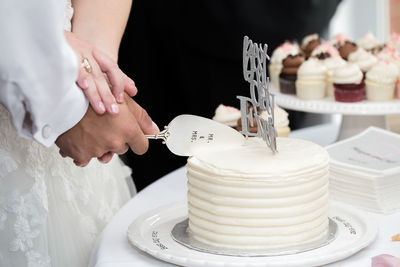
[332,33,349,48]
[378,47,400,98]
[295,58,327,100]
[212,104,241,127]
[333,63,365,102]
[387,32,400,51]
[236,113,258,133]
[338,41,358,60]
[378,47,400,74]
[356,32,381,52]
[365,61,399,101]
[302,34,321,59]
[321,56,347,97]
[279,54,304,94]
[272,105,291,137]
[236,105,290,137]
[268,42,300,91]
[348,47,378,74]
[370,44,386,55]
[311,41,340,59]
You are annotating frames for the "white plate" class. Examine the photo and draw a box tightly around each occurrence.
[271,88,400,115]
[127,201,378,267]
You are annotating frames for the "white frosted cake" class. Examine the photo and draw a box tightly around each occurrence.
[186,137,330,250]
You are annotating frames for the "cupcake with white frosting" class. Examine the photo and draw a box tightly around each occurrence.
[311,41,346,97]
[267,106,290,137]
[332,33,349,48]
[212,104,241,127]
[378,47,400,74]
[333,63,365,102]
[365,61,399,101]
[295,58,327,100]
[356,32,381,53]
[268,42,300,91]
[311,41,340,59]
[387,32,400,51]
[348,47,378,73]
[378,47,400,97]
[321,56,347,97]
[236,105,291,137]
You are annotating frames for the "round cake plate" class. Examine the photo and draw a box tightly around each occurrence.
[127,201,378,267]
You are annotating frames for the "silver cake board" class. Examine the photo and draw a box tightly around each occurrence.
[171,218,337,257]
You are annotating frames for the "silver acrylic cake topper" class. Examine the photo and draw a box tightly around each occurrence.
[146,115,244,156]
[237,36,277,153]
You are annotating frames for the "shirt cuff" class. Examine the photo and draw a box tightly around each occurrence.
[33,84,89,147]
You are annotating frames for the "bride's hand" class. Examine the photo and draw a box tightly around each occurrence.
[64,30,137,114]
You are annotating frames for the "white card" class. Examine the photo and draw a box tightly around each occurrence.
[326,127,400,174]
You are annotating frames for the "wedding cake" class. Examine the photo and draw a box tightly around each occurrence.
[186,136,330,249]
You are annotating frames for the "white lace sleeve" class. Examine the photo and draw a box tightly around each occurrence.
[0,104,133,267]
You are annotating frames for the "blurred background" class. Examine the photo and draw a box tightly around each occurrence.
[118,0,398,191]
[329,0,389,41]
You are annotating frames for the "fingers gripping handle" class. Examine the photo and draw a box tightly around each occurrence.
[145,127,170,144]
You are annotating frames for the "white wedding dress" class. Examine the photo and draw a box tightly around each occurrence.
[0,1,134,266]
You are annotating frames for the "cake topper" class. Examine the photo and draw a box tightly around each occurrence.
[237,36,278,153]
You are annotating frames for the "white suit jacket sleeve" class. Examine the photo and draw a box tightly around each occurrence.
[0,0,89,147]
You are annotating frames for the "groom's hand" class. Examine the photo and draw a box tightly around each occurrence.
[55,96,159,166]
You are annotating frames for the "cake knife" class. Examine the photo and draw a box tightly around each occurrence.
[145,115,245,156]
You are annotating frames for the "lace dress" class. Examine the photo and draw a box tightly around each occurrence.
[0,1,134,266]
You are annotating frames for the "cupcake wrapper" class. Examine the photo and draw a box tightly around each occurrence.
[333,82,365,102]
[279,74,297,95]
[365,79,395,101]
[295,80,326,100]
[326,76,334,97]
[277,126,291,137]
[268,65,281,91]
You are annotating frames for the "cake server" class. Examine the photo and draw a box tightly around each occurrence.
[145,115,245,156]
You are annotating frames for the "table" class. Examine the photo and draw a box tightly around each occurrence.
[89,123,400,267]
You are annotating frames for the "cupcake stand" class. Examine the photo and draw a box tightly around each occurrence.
[271,88,400,140]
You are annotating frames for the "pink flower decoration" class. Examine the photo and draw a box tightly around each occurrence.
[377,58,391,65]
[278,42,294,53]
[333,33,348,45]
[222,105,240,113]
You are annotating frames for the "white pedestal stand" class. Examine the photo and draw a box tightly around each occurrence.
[338,115,387,139]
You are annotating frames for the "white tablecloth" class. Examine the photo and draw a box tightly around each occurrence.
[89,123,400,267]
